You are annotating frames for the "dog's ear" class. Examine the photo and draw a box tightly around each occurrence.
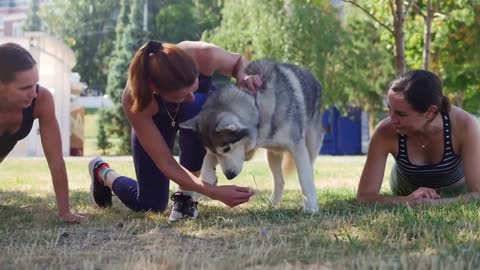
[215,113,246,132]
[179,116,199,131]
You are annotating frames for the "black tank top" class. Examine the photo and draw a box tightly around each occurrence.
[197,73,213,93]
[152,73,214,119]
[394,111,464,188]
[0,85,39,157]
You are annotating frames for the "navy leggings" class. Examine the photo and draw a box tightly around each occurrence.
[111,92,208,212]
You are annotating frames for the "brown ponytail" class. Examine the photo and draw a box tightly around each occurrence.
[440,95,451,112]
[128,41,198,112]
[129,44,151,112]
[390,70,451,113]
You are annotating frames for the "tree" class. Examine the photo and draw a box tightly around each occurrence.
[96,109,112,155]
[204,0,343,106]
[104,0,148,154]
[341,0,480,114]
[205,0,397,127]
[154,0,222,43]
[440,2,480,113]
[23,0,42,32]
[106,0,130,104]
[341,0,415,76]
[39,0,119,93]
[155,1,198,43]
[325,4,395,130]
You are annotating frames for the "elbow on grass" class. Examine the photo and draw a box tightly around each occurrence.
[356,193,379,205]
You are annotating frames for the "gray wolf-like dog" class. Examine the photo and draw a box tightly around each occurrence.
[180,59,324,213]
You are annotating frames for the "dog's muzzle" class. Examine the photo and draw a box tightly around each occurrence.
[225,170,238,180]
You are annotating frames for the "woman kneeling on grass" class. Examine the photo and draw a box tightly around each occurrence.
[0,43,87,223]
[88,41,260,221]
[357,70,480,205]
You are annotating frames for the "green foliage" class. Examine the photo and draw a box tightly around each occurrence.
[103,104,132,154]
[204,0,286,60]
[104,0,148,154]
[403,0,480,113]
[39,0,119,93]
[154,0,222,43]
[121,0,148,59]
[113,0,130,53]
[155,1,197,43]
[204,0,394,116]
[342,0,480,114]
[192,0,223,33]
[23,0,42,32]
[440,2,480,113]
[96,109,112,155]
[204,0,344,107]
[328,6,395,115]
[106,0,130,104]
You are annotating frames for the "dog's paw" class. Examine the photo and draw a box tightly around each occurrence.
[200,175,218,186]
[202,176,217,186]
[303,204,319,214]
[200,169,218,186]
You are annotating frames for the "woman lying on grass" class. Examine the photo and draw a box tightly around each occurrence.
[357,70,480,206]
[0,43,87,223]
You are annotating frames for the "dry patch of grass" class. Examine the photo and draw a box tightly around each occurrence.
[2,156,480,269]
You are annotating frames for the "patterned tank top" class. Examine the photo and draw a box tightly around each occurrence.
[394,111,464,188]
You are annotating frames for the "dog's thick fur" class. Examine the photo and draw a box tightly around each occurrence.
[180,59,324,212]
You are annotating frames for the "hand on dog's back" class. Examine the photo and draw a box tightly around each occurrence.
[211,185,255,208]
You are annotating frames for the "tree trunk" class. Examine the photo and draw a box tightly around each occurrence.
[423,0,433,70]
[393,0,406,76]
[431,47,441,74]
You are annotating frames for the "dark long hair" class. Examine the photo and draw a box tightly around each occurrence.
[0,43,36,83]
[389,70,450,113]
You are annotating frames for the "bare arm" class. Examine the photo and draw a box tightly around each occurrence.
[178,41,262,90]
[36,88,86,223]
[461,113,480,192]
[357,122,397,204]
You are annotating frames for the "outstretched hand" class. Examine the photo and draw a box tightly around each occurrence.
[406,187,441,206]
[211,185,255,208]
[59,212,88,224]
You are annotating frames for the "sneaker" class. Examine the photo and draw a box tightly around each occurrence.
[88,157,112,208]
[168,192,199,222]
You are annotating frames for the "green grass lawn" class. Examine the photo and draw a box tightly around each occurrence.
[1,155,480,269]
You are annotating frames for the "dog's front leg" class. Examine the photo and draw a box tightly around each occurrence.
[291,142,319,213]
[266,150,285,206]
[200,151,218,185]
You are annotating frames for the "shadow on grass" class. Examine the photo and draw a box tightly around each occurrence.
[0,189,152,229]
[3,189,480,269]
